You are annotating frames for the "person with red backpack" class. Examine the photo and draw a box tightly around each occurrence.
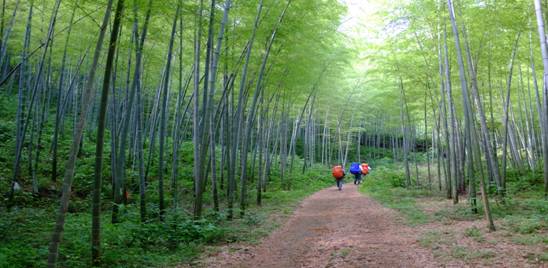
[332,164,345,190]
[359,162,371,184]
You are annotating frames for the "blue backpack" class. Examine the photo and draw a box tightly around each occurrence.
[349,162,361,175]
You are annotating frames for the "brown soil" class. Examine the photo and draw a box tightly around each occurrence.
[197,184,438,268]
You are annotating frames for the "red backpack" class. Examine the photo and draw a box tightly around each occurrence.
[361,163,369,175]
[332,165,345,179]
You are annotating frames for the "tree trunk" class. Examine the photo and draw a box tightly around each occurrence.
[533,0,548,199]
[158,1,180,220]
[91,0,125,264]
[47,0,115,266]
[501,33,521,196]
[9,0,61,207]
[52,2,77,182]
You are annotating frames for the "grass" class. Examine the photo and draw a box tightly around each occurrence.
[418,230,495,263]
[433,204,480,222]
[450,245,495,261]
[0,207,218,267]
[530,252,548,262]
[360,160,547,266]
[331,248,351,258]
[430,185,547,248]
[418,230,446,248]
[464,226,486,242]
[511,234,547,245]
[358,164,431,226]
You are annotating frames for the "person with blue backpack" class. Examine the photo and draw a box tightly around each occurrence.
[349,162,362,185]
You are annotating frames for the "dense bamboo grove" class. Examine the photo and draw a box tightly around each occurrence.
[351,0,548,234]
[0,0,353,266]
[0,0,547,267]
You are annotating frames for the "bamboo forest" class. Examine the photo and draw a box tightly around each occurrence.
[0,0,547,267]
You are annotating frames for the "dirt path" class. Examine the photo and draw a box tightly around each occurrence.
[201,183,439,268]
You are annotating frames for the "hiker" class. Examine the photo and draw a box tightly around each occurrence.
[349,162,362,185]
[360,162,371,182]
[332,164,345,190]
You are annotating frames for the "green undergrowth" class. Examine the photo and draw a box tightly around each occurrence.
[430,171,547,235]
[358,163,431,225]
[0,165,331,268]
[361,160,547,266]
[0,90,333,267]
[360,161,547,231]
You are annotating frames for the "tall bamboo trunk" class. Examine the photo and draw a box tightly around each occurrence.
[158,2,180,220]
[52,2,77,182]
[533,0,548,198]
[9,0,61,207]
[91,0,125,264]
[47,0,115,266]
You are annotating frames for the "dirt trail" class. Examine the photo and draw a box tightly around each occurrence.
[201,183,439,268]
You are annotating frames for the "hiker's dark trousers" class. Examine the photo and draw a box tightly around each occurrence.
[353,173,362,185]
[336,179,343,190]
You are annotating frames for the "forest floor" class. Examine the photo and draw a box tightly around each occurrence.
[413,196,547,267]
[185,180,546,268]
[189,183,438,267]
